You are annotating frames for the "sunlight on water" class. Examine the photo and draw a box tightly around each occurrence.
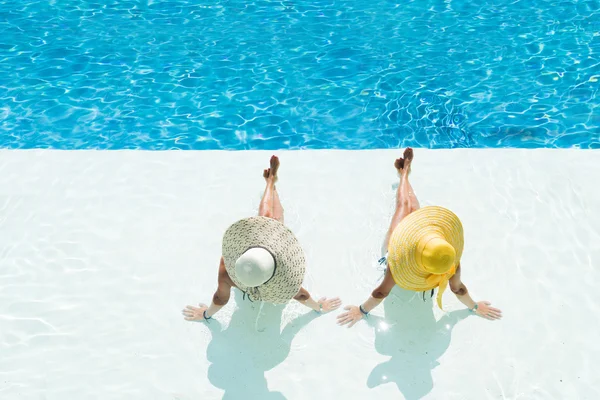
[378,321,390,332]
[0,0,598,149]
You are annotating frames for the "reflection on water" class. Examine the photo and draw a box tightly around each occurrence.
[366,287,470,400]
[205,289,318,399]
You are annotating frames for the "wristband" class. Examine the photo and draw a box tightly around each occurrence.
[359,305,369,316]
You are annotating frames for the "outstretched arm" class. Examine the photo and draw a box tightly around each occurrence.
[450,264,502,320]
[337,268,396,328]
[294,287,341,313]
[182,257,234,321]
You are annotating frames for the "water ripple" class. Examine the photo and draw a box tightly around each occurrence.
[0,0,599,149]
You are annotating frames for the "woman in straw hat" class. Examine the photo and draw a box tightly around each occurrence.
[183,155,342,322]
[337,148,502,328]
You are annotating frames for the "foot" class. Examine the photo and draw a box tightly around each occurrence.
[394,158,405,174]
[403,147,414,162]
[263,155,280,183]
[402,147,413,174]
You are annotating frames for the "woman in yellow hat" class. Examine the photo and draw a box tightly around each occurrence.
[337,148,502,328]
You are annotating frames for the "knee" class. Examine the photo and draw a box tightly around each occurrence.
[260,210,273,219]
[260,209,273,218]
[397,197,410,209]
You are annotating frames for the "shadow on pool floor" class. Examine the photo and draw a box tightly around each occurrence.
[204,289,318,399]
[366,287,470,399]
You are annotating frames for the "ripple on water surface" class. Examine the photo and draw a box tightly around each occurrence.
[0,0,599,149]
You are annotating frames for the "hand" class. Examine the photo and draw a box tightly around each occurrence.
[474,301,502,320]
[182,303,209,321]
[318,297,342,313]
[336,305,364,328]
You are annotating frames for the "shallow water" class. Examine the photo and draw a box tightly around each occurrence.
[0,0,599,149]
[0,149,598,399]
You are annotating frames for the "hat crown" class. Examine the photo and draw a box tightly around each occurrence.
[418,235,456,275]
[235,247,275,287]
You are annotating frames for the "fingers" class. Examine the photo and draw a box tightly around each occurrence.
[337,312,349,321]
[480,311,501,320]
[327,298,342,311]
[488,310,502,320]
[182,304,205,320]
[182,310,198,320]
[344,305,352,311]
[318,297,326,303]
[479,312,494,321]
[478,302,503,320]
[348,319,359,328]
[337,312,354,325]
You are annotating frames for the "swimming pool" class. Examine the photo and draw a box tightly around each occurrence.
[0,0,598,149]
[1,1,600,399]
[1,149,599,400]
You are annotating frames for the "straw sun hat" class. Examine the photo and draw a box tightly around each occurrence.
[222,216,306,303]
[387,206,464,309]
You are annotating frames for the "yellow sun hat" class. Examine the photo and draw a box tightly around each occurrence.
[387,206,464,309]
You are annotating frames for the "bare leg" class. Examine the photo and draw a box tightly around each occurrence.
[271,186,284,223]
[258,155,284,223]
[382,148,420,255]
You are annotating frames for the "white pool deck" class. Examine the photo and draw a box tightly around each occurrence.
[0,149,599,399]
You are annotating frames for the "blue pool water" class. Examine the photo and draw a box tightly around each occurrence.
[0,0,598,150]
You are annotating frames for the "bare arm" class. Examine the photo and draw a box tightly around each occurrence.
[365,268,396,311]
[182,257,235,321]
[449,264,476,309]
[337,268,396,328]
[294,287,341,313]
[449,264,502,320]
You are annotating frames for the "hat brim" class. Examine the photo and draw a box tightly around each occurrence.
[388,206,464,291]
[222,216,306,303]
